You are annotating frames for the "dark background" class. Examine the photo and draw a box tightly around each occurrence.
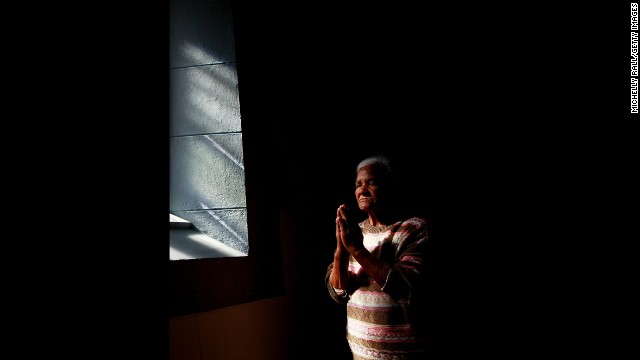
[229,2,633,357]
[17,2,630,358]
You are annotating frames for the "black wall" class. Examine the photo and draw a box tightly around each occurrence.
[169,1,629,357]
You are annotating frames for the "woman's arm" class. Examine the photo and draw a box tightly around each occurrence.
[329,206,350,290]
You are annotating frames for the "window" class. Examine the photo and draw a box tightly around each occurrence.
[169,0,247,260]
[169,0,285,316]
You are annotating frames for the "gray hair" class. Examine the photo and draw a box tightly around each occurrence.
[356,155,394,179]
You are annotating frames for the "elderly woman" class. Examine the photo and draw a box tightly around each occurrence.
[326,155,431,359]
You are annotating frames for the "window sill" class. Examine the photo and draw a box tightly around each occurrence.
[170,213,245,260]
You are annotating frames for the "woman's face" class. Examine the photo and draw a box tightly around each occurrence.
[355,164,389,215]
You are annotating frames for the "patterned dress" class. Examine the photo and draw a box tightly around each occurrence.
[326,217,430,360]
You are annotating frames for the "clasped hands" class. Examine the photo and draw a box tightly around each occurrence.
[336,204,364,254]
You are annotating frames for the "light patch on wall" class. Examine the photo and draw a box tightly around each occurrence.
[170,227,246,260]
[170,4,247,260]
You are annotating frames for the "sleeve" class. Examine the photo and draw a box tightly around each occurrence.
[325,262,350,304]
[380,217,430,306]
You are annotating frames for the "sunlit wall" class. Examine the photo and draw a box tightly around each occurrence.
[169,0,248,257]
